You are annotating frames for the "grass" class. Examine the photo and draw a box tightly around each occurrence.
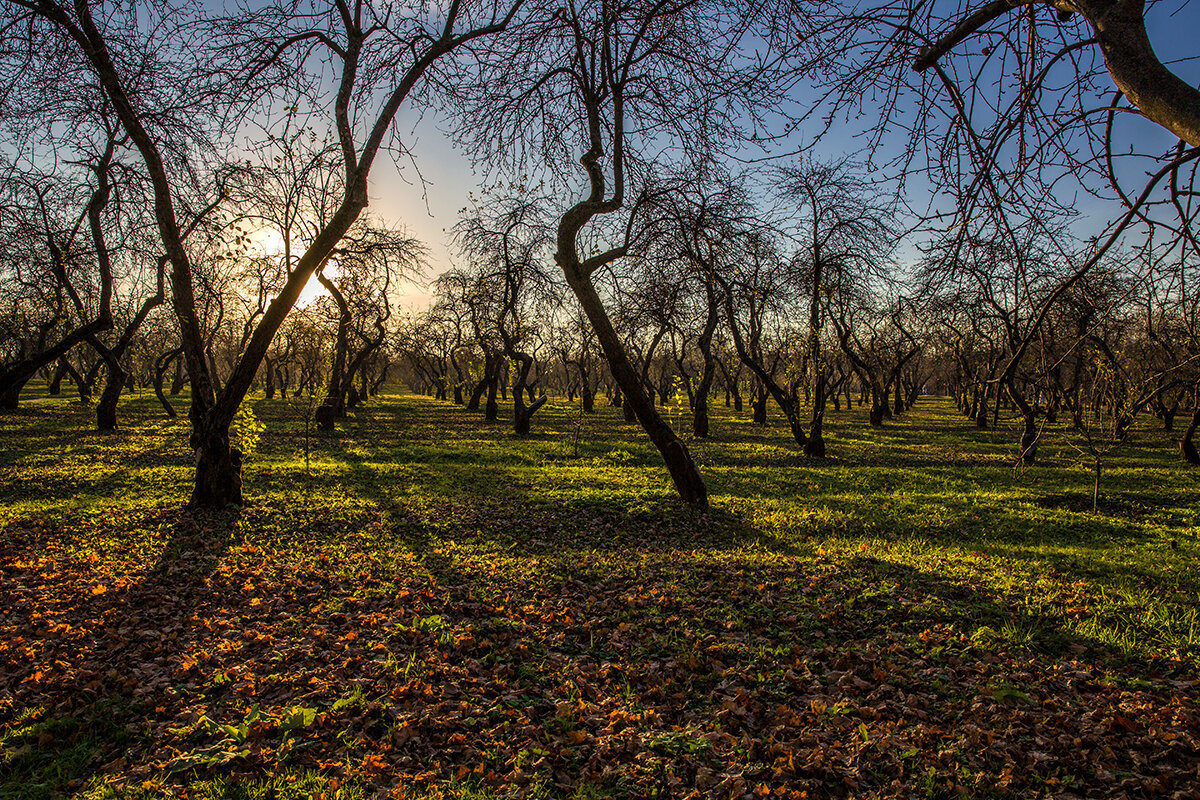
[1,388,1198,798]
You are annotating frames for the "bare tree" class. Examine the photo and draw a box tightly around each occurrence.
[454,187,559,434]
[0,115,122,409]
[4,0,525,507]
[909,0,1200,147]
[313,221,425,429]
[775,159,898,456]
[450,0,790,506]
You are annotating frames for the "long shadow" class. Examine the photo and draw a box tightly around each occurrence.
[2,497,1196,798]
[0,507,239,796]
[4,393,1198,796]
[416,542,1200,796]
[0,460,189,507]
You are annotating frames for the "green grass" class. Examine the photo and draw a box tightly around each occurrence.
[1,388,1198,798]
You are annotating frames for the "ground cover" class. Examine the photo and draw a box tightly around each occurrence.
[1,391,1198,799]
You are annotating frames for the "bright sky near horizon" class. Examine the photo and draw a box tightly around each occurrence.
[359,0,1200,313]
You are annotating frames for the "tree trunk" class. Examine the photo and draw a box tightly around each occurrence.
[484,364,499,421]
[510,354,548,435]
[467,364,488,410]
[869,401,885,427]
[0,374,27,409]
[49,360,66,395]
[692,291,719,438]
[189,427,243,508]
[804,366,827,457]
[564,274,707,506]
[513,388,548,435]
[1181,407,1200,464]
[154,350,179,418]
[95,357,126,432]
[752,389,767,424]
[1019,415,1038,464]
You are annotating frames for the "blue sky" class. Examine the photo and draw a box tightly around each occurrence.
[367,0,1200,308]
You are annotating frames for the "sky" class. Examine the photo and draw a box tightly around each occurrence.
[359,0,1200,311]
[368,108,475,310]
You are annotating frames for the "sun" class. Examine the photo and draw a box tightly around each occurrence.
[249,228,332,308]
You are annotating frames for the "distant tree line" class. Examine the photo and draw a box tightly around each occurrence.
[2,0,1198,509]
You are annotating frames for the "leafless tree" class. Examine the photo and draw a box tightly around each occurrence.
[453,186,559,434]
[3,0,526,507]
[775,159,898,456]
[449,0,792,506]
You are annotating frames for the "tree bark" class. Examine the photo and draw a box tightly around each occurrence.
[565,274,707,506]
[914,0,1200,148]
[154,349,180,418]
[191,425,243,507]
[95,356,126,432]
[1181,407,1200,464]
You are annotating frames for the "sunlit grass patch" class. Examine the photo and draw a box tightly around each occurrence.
[3,388,1199,798]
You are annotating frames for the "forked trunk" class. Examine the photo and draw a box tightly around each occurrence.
[510,354,547,436]
[190,428,243,508]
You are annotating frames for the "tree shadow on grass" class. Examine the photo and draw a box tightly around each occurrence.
[345,535,1200,797]
[384,489,797,558]
[2,497,1197,798]
[0,507,240,798]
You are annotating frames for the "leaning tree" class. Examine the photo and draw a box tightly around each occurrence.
[449,0,795,507]
[2,0,527,507]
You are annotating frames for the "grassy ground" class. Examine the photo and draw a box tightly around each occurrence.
[1,388,1198,799]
